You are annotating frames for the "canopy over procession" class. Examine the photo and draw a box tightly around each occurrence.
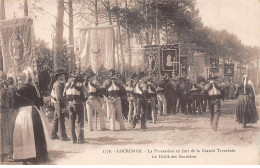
[0,0,259,165]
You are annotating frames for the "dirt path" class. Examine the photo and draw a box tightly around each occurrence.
[45,98,260,165]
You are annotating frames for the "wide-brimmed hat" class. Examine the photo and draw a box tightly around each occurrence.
[0,71,7,82]
[208,75,218,80]
[55,69,67,78]
[69,73,78,78]
[243,74,248,78]
[147,76,154,82]
[178,77,185,81]
[130,73,138,79]
[108,69,116,77]
[86,69,96,79]
[6,76,14,84]
[137,71,147,79]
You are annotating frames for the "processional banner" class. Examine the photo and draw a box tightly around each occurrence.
[78,25,115,74]
[143,44,180,80]
[0,17,34,75]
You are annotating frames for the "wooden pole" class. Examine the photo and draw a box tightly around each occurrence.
[0,0,5,71]
[55,0,64,70]
[68,0,75,73]
[257,59,259,93]
[24,0,28,17]
[126,0,132,77]
[155,0,160,45]
[95,0,98,26]
[95,0,98,130]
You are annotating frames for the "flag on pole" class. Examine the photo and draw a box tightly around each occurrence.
[0,17,34,75]
[78,25,115,74]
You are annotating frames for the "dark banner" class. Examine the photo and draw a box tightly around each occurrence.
[224,64,234,76]
[0,18,34,74]
[143,46,160,75]
[143,44,180,79]
[161,49,178,71]
[160,44,180,78]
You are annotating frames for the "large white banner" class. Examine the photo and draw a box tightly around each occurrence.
[79,25,115,74]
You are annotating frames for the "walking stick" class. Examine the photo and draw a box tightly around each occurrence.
[95,110,97,130]
[84,102,87,122]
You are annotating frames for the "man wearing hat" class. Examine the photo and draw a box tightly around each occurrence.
[102,69,125,131]
[163,73,178,115]
[197,78,208,113]
[190,81,201,115]
[5,75,16,158]
[156,74,168,116]
[178,78,191,114]
[204,75,223,131]
[125,73,138,127]
[132,71,149,129]
[0,71,12,163]
[85,69,107,131]
[51,69,70,141]
[116,72,128,120]
[146,74,157,124]
[64,72,88,144]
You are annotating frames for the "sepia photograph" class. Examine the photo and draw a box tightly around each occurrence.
[0,0,259,165]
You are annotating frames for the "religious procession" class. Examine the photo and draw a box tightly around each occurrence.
[0,0,259,165]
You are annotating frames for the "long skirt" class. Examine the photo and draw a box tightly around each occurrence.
[13,106,51,161]
[0,109,12,155]
[235,95,259,124]
[229,86,235,99]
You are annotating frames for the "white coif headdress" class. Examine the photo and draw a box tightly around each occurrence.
[23,67,41,97]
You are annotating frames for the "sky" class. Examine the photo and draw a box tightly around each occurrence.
[196,0,260,47]
[3,0,260,48]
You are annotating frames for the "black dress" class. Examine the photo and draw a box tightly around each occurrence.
[235,83,259,124]
[13,84,48,163]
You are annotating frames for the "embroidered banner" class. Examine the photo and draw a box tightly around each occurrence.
[0,17,34,75]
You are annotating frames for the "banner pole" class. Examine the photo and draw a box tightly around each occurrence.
[95,0,98,130]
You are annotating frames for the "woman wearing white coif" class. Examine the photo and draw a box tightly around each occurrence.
[234,74,259,128]
[13,68,51,164]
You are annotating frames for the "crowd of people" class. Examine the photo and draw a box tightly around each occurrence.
[0,66,258,165]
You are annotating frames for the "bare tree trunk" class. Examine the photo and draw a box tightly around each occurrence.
[155,0,160,45]
[150,24,154,45]
[106,0,115,69]
[236,61,239,83]
[138,32,143,47]
[68,0,74,73]
[116,28,120,71]
[125,0,132,76]
[24,0,28,17]
[0,0,5,71]
[127,30,131,67]
[257,59,259,93]
[117,21,125,78]
[55,0,64,70]
[116,0,125,78]
[165,18,168,43]
[144,0,149,46]
[95,0,98,26]
[107,0,112,25]
[157,26,160,44]
[0,0,5,19]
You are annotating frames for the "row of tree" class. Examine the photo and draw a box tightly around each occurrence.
[43,0,260,75]
[0,0,259,78]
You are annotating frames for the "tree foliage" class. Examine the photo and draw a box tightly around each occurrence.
[25,0,260,74]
